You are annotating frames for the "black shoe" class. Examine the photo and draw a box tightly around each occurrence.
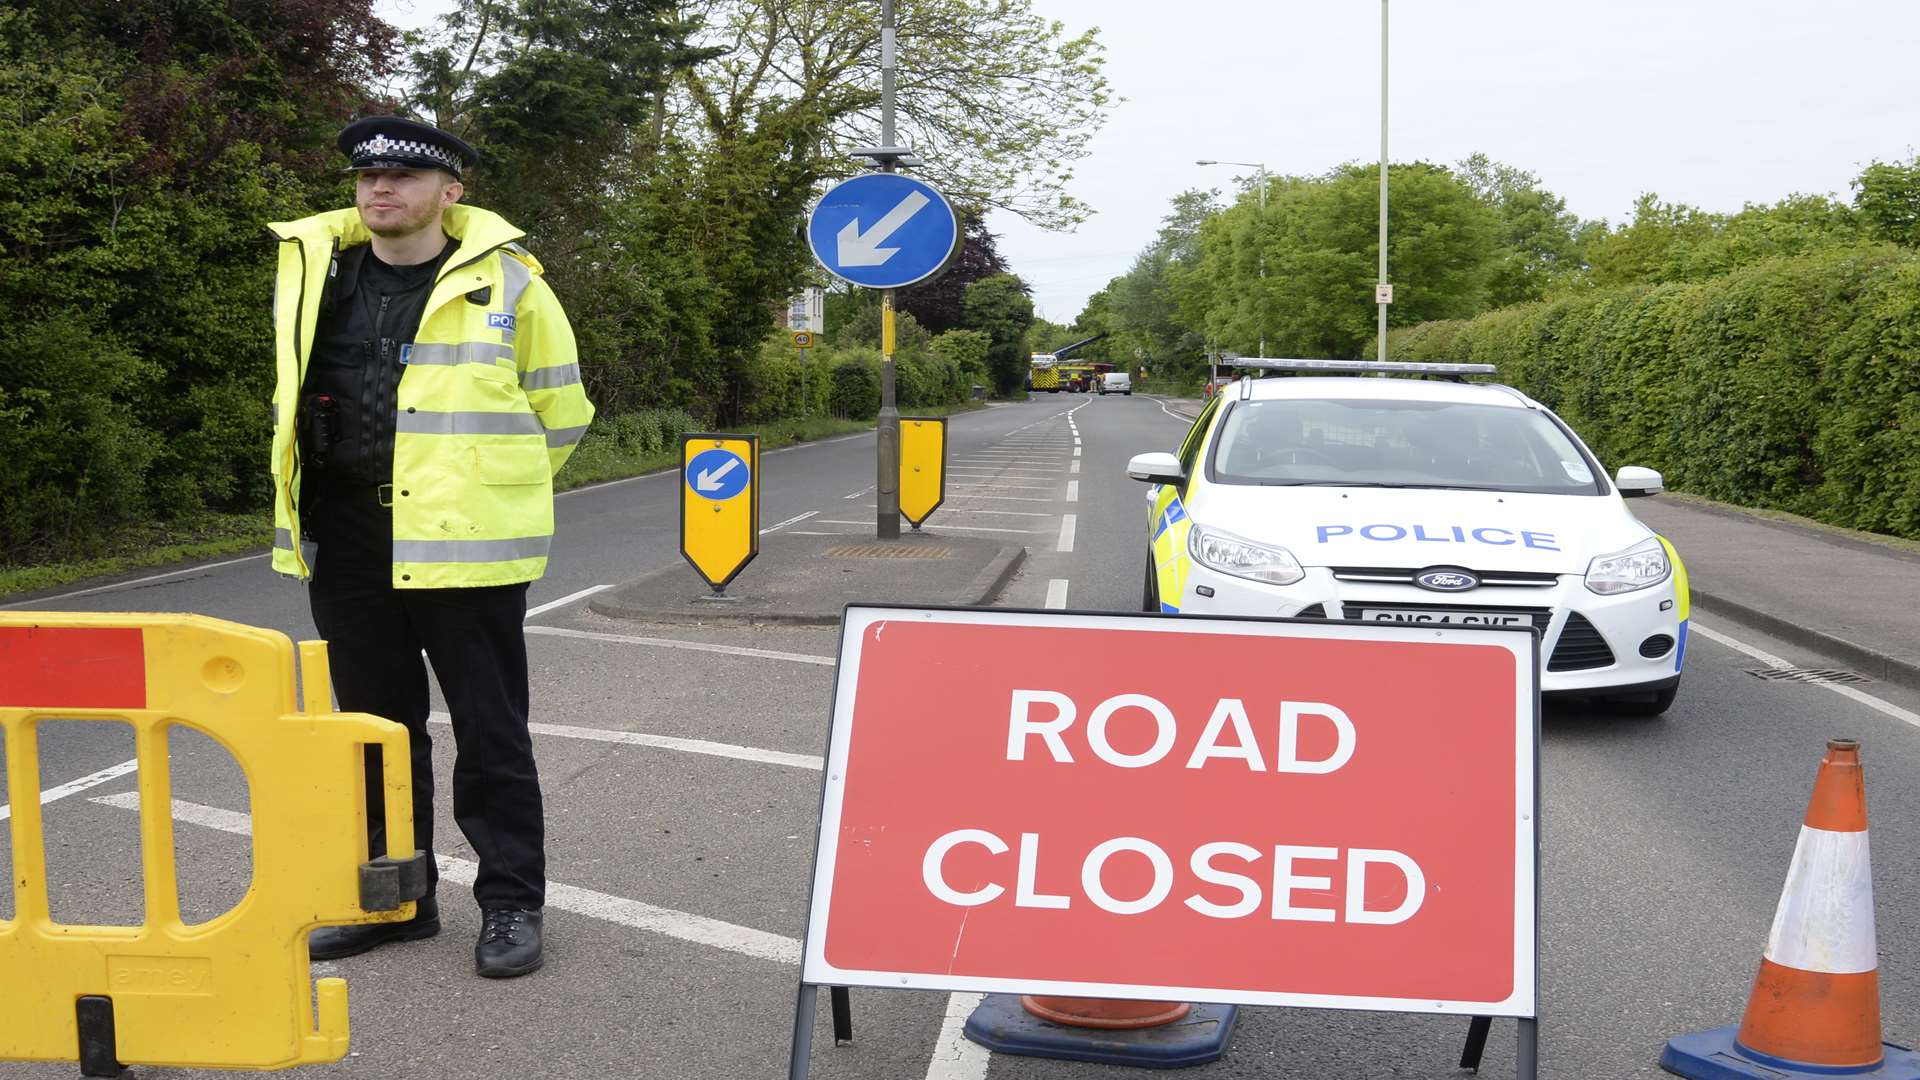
[475,907,543,978]
[309,897,440,960]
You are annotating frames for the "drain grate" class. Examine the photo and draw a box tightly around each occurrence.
[824,544,952,560]
[1747,667,1871,685]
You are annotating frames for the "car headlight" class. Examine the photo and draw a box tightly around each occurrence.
[1189,523,1305,585]
[1584,537,1671,595]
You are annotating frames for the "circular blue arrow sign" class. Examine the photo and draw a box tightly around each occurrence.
[687,448,750,501]
[807,174,960,289]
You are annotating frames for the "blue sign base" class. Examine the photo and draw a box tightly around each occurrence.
[1660,1027,1920,1079]
[961,995,1236,1069]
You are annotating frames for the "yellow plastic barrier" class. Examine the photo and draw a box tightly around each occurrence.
[0,613,427,1073]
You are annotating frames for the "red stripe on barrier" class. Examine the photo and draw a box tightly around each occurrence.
[0,626,145,709]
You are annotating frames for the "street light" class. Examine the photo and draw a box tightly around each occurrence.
[1196,159,1268,358]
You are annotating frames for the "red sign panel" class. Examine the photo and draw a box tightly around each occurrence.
[0,626,145,710]
[803,607,1537,1016]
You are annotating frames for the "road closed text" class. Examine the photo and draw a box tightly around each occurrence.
[917,688,1426,924]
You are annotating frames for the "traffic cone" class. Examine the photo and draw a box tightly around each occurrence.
[963,994,1237,1068]
[1661,739,1920,1079]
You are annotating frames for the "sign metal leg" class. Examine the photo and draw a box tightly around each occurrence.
[1459,1015,1491,1072]
[831,986,853,1044]
[1517,1017,1537,1080]
[787,983,818,1080]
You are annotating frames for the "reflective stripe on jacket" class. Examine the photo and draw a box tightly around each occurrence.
[266,204,595,587]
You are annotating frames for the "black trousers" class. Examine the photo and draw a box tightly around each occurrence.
[305,480,545,909]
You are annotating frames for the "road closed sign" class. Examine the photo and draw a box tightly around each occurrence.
[802,606,1538,1017]
[680,434,759,591]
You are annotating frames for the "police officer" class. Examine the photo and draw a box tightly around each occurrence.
[265,116,595,978]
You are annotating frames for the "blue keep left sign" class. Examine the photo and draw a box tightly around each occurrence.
[687,447,751,501]
[807,174,960,289]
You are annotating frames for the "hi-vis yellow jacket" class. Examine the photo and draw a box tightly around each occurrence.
[267,204,595,588]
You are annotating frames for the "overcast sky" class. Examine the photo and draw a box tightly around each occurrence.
[376,0,1920,322]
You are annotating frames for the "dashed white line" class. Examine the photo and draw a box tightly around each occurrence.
[1046,579,1070,609]
[93,793,803,965]
[1070,461,1081,474]
[429,713,822,770]
[526,584,615,619]
[0,759,140,822]
[1057,514,1077,553]
[1073,446,1081,457]
[816,520,1039,534]
[761,510,820,534]
[524,625,833,666]
[843,486,875,499]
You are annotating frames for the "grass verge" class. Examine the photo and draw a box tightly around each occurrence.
[0,402,995,601]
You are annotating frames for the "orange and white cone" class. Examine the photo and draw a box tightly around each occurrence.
[1661,738,1919,1079]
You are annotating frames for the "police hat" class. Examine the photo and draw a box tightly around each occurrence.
[338,116,479,178]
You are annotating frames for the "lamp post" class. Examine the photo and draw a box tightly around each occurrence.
[1197,159,1267,358]
[1377,0,1390,363]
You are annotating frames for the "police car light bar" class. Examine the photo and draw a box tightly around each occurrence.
[1223,358,1498,376]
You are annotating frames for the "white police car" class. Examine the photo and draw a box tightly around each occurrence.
[1129,360,1689,715]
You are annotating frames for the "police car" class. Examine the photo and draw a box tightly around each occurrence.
[1129,360,1688,715]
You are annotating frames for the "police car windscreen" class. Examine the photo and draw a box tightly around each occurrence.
[1210,398,1600,494]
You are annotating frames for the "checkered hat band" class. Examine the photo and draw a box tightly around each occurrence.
[354,135,461,171]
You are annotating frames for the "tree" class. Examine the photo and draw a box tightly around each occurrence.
[1855,156,1920,247]
[961,274,1035,395]
[0,0,400,561]
[1456,153,1590,306]
[1188,162,1498,359]
[672,0,1111,229]
[897,216,1012,333]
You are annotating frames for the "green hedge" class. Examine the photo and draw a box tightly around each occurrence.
[1387,243,1920,539]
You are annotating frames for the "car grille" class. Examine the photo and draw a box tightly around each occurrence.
[1547,612,1615,671]
[1330,566,1559,588]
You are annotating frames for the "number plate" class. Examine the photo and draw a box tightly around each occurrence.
[1358,609,1530,627]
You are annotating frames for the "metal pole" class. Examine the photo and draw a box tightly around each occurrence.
[1257,165,1267,359]
[1377,0,1389,363]
[875,0,901,539]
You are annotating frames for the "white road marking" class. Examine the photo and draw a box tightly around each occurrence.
[93,793,802,965]
[1073,446,1081,457]
[844,487,874,499]
[950,482,1055,491]
[0,759,140,822]
[945,493,1055,503]
[1690,623,1920,729]
[1070,461,1080,474]
[525,625,833,666]
[526,584,614,619]
[1056,514,1077,553]
[761,510,820,534]
[868,506,1055,518]
[816,520,1039,535]
[2,555,269,609]
[1154,397,1200,423]
[428,714,821,770]
[923,992,992,1080]
[1046,579,1069,609]
[1066,481,1079,502]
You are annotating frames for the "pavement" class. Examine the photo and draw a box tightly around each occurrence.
[590,532,1023,626]
[1151,393,1920,694]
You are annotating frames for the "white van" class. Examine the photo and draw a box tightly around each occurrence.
[1099,372,1132,395]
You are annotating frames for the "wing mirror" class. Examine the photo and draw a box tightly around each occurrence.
[1615,466,1664,498]
[1127,452,1186,485]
